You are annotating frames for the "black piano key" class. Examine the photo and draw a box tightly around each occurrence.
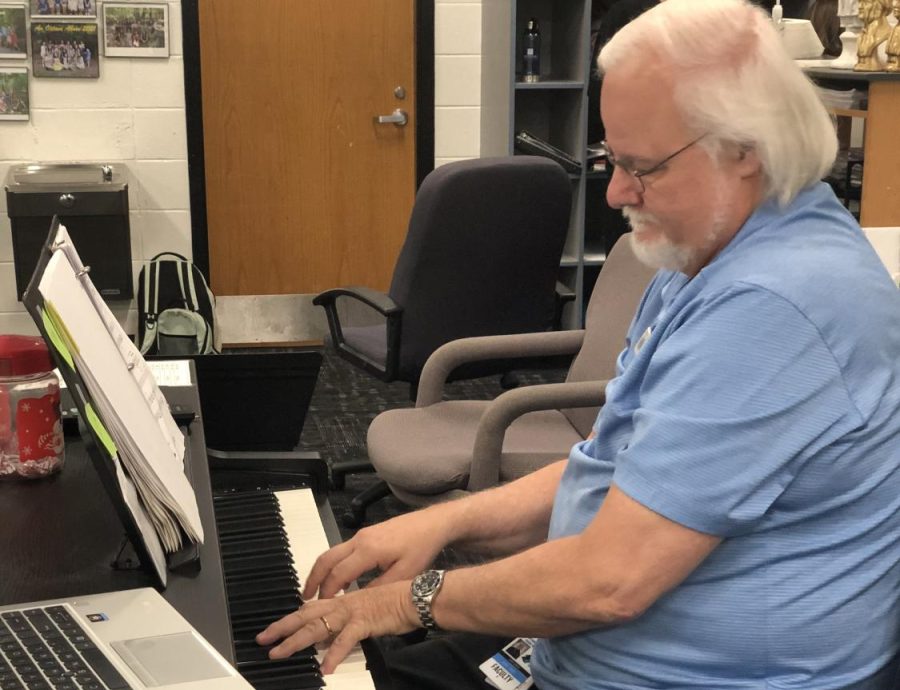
[237,645,318,668]
[225,567,299,586]
[219,528,287,545]
[214,500,280,516]
[220,535,290,556]
[218,514,284,529]
[221,551,296,573]
[234,640,280,661]
[226,575,300,598]
[214,491,279,506]
[227,584,300,603]
[229,596,304,620]
[228,587,303,608]
[239,663,322,688]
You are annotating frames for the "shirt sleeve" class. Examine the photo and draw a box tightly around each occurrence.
[612,282,861,537]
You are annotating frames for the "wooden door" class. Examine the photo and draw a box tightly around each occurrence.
[198,1,416,295]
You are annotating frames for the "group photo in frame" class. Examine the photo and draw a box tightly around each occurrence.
[103,2,168,57]
[0,67,29,119]
[31,21,99,78]
[0,4,27,58]
[30,0,95,18]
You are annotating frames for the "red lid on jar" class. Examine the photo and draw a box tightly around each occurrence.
[0,335,54,376]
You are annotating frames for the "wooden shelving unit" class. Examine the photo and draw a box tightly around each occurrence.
[481,0,594,327]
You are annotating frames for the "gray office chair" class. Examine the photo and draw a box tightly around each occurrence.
[364,233,656,512]
[313,156,574,398]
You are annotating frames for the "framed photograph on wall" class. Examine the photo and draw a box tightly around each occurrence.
[0,4,27,58]
[103,3,168,57]
[31,21,99,77]
[0,67,29,119]
[30,0,96,18]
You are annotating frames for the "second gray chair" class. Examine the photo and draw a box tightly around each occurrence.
[366,232,656,509]
[313,156,573,396]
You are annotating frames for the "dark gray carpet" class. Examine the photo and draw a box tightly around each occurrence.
[295,349,568,570]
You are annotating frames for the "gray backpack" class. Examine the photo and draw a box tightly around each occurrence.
[136,252,217,356]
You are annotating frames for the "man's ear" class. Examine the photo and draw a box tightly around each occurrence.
[735,145,762,178]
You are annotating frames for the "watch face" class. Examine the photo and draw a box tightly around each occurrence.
[413,570,442,596]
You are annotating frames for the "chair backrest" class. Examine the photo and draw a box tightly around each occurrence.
[388,156,571,382]
[561,233,657,437]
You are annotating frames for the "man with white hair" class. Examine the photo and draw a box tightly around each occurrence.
[256,1,900,688]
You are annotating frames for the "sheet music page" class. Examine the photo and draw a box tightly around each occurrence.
[113,449,168,585]
[54,230,185,462]
[37,227,203,549]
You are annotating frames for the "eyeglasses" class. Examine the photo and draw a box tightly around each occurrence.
[598,134,706,192]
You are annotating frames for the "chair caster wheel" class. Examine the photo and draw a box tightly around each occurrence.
[341,508,364,528]
[330,472,346,491]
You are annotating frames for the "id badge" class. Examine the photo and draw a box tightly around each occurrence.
[479,637,535,690]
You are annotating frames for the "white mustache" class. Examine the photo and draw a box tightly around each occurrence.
[622,207,661,231]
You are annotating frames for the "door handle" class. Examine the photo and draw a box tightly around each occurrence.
[376,109,408,127]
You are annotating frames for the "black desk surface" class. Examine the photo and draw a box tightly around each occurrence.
[0,383,234,663]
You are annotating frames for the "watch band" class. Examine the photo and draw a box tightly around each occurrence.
[411,569,445,630]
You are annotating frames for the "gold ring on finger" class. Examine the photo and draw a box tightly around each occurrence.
[320,615,334,636]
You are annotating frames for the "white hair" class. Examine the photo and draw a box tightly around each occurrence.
[598,0,838,207]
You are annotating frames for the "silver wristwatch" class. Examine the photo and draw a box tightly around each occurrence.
[411,569,446,630]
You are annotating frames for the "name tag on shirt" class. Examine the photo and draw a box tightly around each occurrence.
[634,326,652,354]
[479,637,535,690]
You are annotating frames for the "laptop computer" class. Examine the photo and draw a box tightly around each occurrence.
[0,587,252,689]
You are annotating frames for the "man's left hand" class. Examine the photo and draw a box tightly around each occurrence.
[256,581,420,674]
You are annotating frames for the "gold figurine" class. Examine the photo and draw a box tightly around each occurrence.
[886,0,900,71]
[855,0,893,70]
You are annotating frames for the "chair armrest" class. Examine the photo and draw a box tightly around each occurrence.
[467,380,607,491]
[312,287,403,381]
[312,286,401,316]
[416,330,586,407]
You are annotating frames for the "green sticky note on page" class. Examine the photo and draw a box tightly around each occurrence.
[84,402,118,458]
[40,302,76,371]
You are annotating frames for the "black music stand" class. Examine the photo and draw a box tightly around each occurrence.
[22,217,199,588]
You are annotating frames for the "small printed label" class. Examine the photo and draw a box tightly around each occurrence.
[86,613,108,622]
[480,637,535,690]
[634,326,652,354]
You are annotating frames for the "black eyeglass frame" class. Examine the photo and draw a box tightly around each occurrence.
[599,134,707,191]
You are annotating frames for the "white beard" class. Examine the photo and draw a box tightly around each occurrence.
[624,208,695,272]
[623,189,730,274]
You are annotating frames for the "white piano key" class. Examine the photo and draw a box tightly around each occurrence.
[274,487,330,588]
[274,488,376,689]
[323,670,378,689]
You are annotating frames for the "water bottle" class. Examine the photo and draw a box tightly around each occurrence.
[522,17,541,82]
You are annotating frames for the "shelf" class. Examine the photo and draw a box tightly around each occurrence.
[801,65,900,83]
[483,0,594,326]
[515,79,585,90]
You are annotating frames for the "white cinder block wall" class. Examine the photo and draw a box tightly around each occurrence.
[0,1,482,336]
[435,0,482,167]
[0,1,189,336]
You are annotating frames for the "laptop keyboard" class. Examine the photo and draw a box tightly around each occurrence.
[0,606,130,690]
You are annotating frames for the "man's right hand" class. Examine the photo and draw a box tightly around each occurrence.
[303,508,453,600]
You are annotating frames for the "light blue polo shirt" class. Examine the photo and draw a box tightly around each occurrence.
[531,183,900,689]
